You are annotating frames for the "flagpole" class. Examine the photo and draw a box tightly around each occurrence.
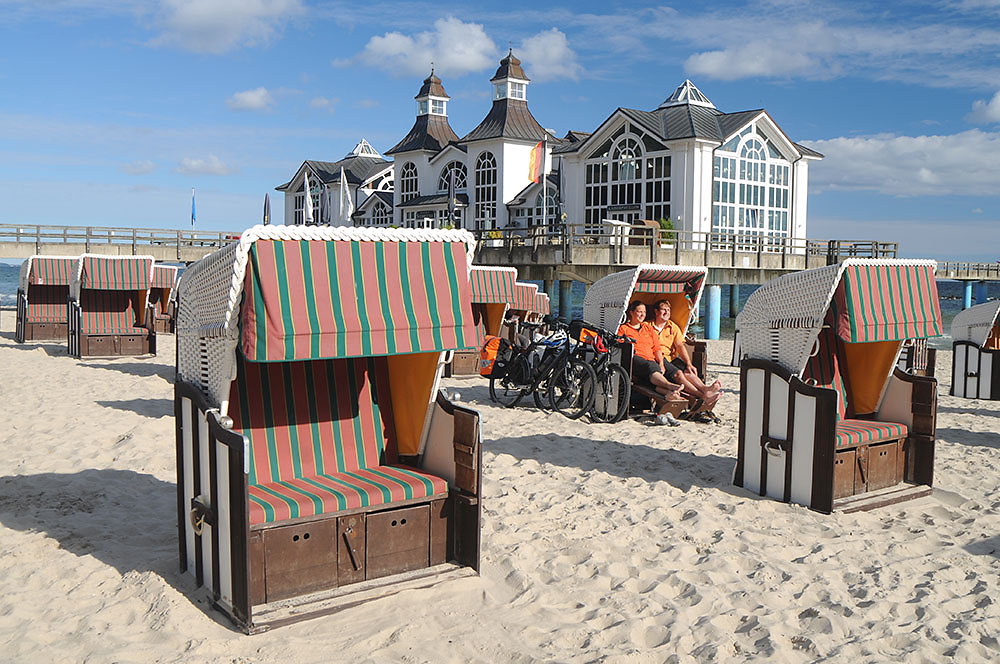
[541,136,547,239]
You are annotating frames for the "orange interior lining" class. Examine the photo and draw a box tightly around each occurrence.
[985,325,1000,350]
[385,352,440,455]
[627,291,692,332]
[481,302,507,337]
[841,340,901,414]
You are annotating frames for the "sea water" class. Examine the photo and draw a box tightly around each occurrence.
[0,262,990,347]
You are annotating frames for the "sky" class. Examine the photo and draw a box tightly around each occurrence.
[0,0,999,260]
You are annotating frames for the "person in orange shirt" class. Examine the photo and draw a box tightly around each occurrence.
[616,301,681,396]
[645,299,721,402]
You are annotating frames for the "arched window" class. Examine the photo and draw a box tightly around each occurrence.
[399,162,418,203]
[474,152,497,232]
[293,175,323,225]
[437,161,467,193]
[531,189,559,232]
[371,200,391,226]
[712,123,790,251]
[584,123,670,235]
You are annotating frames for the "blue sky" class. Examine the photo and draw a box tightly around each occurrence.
[1,0,998,260]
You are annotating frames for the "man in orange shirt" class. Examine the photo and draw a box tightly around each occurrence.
[645,299,721,402]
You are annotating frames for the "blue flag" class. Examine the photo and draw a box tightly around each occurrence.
[191,188,196,227]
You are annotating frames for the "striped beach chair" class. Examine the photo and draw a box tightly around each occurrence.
[583,265,710,417]
[500,281,550,342]
[734,259,942,513]
[175,225,482,632]
[149,264,180,334]
[950,300,1000,400]
[68,254,156,357]
[14,255,77,343]
[449,266,517,375]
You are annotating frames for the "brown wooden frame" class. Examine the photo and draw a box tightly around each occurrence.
[951,340,1000,400]
[68,298,156,358]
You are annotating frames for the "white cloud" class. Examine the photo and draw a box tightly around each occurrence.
[354,98,379,109]
[968,91,1000,124]
[807,129,1000,197]
[227,87,274,111]
[519,28,581,82]
[120,159,155,175]
[338,17,497,78]
[175,154,233,176]
[151,0,303,54]
[309,96,337,110]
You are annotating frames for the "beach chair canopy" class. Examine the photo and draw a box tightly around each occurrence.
[176,225,476,418]
[740,259,941,414]
[67,255,155,334]
[583,264,708,333]
[18,255,77,291]
[469,266,517,345]
[951,300,1000,347]
[149,265,180,315]
[70,255,154,297]
[534,290,550,315]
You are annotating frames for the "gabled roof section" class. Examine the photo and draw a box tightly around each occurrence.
[386,114,460,155]
[353,190,394,217]
[507,173,560,206]
[461,98,546,143]
[275,152,391,191]
[346,138,383,159]
[658,80,715,109]
[428,142,469,165]
[793,142,824,159]
[397,193,469,208]
[716,110,764,140]
[415,69,449,99]
[491,49,529,82]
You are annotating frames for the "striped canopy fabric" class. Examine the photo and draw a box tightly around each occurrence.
[470,266,517,304]
[79,290,143,334]
[533,290,550,315]
[241,238,474,362]
[28,257,75,286]
[636,267,706,299]
[151,265,179,289]
[26,286,68,323]
[832,263,942,343]
[81,256,153,291]
[511,282,541,312]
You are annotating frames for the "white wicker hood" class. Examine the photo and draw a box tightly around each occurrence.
[951,300,1000,347]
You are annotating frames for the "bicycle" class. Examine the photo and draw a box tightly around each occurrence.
[572,322,633,424]
[488,318,597,419]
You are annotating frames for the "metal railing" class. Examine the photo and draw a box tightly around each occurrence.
[468,222,897,267]
[0,224,241,259]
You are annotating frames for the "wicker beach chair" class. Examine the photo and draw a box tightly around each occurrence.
[583,265,711,418]
[449,266,517,375]
[14,255,77,343]
[734,259,942,514]
[174,225,482,633]
[500,281,549,341]
[950,300,1000,399]
[149,265,180,334]
[68,254,156,357]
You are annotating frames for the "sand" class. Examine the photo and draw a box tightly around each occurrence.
[0,312,998,663]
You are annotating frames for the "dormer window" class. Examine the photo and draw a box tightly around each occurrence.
[494,82,507,100]
[417,100,429,115]
[431,99,446,115]
[510,82,525,100]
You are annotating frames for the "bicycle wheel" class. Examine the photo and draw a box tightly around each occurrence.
[489,357,527,408]
[590,363,631,424]
[547,358,597,419]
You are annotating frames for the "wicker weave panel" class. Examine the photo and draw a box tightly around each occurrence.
[582,264,708,333]
[951,300,1000,346]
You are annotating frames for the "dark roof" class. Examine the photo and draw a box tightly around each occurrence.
[397,193,469,208]
[491,50,529,82]
[275,155,389,191]
[793,142,824,158]
[461,98,546,143]
[386,114,460,155]
[415,70,449,99]
[352,191,394,218]
[507,173,560,206]
[716,109,763,138]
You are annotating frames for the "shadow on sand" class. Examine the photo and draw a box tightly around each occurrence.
[97,398,174,418]
[81,361,175,382]
[937,404,998,417]
[965,534,1000,559]
[936,427,1000,449]
[0,469,231,628]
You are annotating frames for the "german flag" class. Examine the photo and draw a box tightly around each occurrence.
[527,140,543,183]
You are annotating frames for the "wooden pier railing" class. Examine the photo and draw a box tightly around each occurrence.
[0,224,241,261]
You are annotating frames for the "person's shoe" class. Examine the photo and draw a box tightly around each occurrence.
[656,413,681,427]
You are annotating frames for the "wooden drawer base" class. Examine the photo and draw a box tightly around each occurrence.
[833,440,904,499]
[80,333,153,357]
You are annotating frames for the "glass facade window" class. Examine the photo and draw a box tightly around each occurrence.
[417,100,429,115]
[510,82,525,99]
[494,83,507,100]
[712,122,791,251]
[293,179,322,225]
[474,151,497,231]
[431,99,445,115]
[399,162,418,203]
[371,200,391,226]
[437,161,468,192]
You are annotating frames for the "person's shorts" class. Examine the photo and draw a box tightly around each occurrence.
[632,358,662,384]
[662,357,688,380]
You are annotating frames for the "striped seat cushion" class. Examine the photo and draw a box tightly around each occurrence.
[26,285,68,323]
[80,290,146,334]
[248,466,448,525]
[835,419,907,449]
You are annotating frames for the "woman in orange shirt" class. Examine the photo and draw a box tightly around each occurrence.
[617,301,681,396]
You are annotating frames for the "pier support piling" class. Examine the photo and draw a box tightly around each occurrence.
[543,278,554,304]
[964,281,974,309]
[558,280,572,322]
[729,284,739,317]
[706,285,721,340]
[975,280,989,305]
